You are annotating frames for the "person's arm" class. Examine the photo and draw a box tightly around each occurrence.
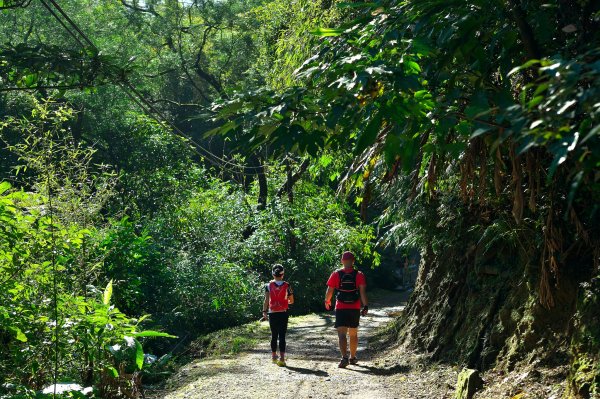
[262,290,269,319]
[359,285,368,307]
[288,286,294,305]
[324,286,334,310]
[359,284,368,315]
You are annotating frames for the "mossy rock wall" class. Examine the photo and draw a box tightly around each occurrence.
[565,276,600,399]
[396,236,582,374]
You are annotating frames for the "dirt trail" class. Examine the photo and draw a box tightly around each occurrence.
[150,290,459,399]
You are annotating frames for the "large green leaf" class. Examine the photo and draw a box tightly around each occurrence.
[133,330,177,338]
[134,339,144,370]
[309,27,345,37]
[354,113,382,154]
[0,181,10,196]
[10,327,27,342]
[103,280,113,306]
[107,366,119,378]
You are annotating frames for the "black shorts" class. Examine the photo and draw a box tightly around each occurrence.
[334,309,360,328]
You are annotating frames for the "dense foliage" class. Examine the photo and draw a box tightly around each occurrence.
[0,0,378,396]
[1,0,599,397]
[210,0,600,306]
[207,0,600,394]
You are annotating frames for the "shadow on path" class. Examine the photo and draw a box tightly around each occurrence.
[346,363,411,376]
[284,365,329,377]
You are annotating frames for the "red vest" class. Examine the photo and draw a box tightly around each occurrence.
[268,281,289,312]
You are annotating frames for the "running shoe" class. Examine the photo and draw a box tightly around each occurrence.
[338,357,349,368]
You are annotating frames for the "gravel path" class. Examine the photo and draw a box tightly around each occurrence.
[151,290,458,399]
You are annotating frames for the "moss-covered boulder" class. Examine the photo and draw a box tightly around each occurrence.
[455,368,483,399]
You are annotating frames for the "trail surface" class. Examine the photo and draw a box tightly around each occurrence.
[151,290,460,399]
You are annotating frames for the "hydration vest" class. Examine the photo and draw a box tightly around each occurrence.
[268,281,289,312]
[336,269,360,304]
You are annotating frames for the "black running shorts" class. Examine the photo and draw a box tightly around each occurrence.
[334,309,360,328]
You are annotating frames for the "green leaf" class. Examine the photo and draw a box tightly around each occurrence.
[354,113,382,154]
[134,339,144,370]
[527,96,544,110]
[0,181,10,195]
[507,59,540,76]
[103,280,113,306]
[107,366,119,378]
[24,73,37,87]
[10,327,27,342]
[548,146,568,180]
[204,120,238,137]
[136,314,151,324]
[404,59,421,73]
[383,130,401,165]
[517,135,539,155]
[470,126,492,139]
[133,330,177,338]
[557,99,576,115]
[567,171,584,210]
[581,124,599,144]
[337,2,377,9]
[465,91,490,119]
[309,27,344,37]
[319,154,333,167]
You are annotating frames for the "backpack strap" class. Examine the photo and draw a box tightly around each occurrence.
[350,270,358,288]
[337,269,358,289]
[270,281,287,290]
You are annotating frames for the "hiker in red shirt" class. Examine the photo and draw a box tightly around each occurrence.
[262,264,294,367]
[324,251,368,368]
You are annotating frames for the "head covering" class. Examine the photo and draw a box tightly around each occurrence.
[272,264,284,277]
[341,251,355,261]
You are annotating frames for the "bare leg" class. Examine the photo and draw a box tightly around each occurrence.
[337,327,348,357]
[348,328,358,358]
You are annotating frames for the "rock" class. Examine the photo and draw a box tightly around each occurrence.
[565,277,600,398]
[455,368,483,399]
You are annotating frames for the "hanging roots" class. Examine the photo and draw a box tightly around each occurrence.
[408,130,432,200]
[478,140,488,202]
[360,181,372,222]
[539,259,554,309]
[526,151,537,212]
[569,207,590,244]
[427,153,437,197]
[510,143,524,224]
[569,207,599,273]
[594,242,600,273]
[460,140,477,202]
[539,207,564,309]
[494,146,504,196]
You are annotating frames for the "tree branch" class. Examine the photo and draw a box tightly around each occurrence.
[147,98,203,108]
[176,20,210,102]
[276,159,310,197]
[120,0,161,18]
[141,68,177,79]
[505,0,542,59]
